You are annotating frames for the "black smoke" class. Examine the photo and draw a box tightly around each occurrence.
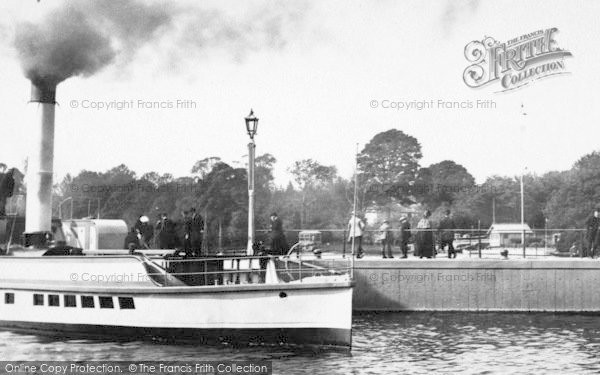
[14,1,306,85]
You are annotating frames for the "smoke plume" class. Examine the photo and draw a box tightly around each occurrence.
[14,1,305,85]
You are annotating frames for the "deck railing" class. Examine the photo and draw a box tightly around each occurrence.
[141,254,352,287]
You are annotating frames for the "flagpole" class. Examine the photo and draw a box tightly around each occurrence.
[351,143,359,276]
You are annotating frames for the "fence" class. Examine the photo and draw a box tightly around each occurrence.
[249,228,589,260]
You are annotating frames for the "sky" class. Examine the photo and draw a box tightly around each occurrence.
[0,0,598,187]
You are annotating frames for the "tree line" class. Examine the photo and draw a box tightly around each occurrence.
[3,129,599,250]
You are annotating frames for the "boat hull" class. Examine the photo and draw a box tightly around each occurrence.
[0,321,351,348]
[0,255,353,348]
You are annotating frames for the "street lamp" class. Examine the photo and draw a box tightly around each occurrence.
[245,109,258,255]
[245,109,258,140]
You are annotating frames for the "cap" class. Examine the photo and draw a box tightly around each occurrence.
[140,216,149,223]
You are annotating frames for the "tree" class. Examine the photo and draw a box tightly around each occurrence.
[545,151,600,228]
[358,129,422,212]
[289,159,337,227]
[191,157,222,179]
[417,160,475,207]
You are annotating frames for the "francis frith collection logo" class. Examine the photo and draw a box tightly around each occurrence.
[463,28,572,92]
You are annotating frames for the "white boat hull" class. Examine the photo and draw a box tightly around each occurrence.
[0,255,353,348]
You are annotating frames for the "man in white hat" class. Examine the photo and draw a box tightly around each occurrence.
[134,215,154,249]
[348,211,365,258]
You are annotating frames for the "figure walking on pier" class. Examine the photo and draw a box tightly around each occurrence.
[586,208,600,258]
[348,211,365,259]
[398,215,411,258]
[438,209,456,259]
[379,220,393,258]
[415,210,434,259]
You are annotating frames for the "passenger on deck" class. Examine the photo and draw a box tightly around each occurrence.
[124,227,141,250]
[134,215,153,249]
[156,213,179,249]
[190,208,204,256]
[0,166,15,217]
[269,212,289,256]
[182,210,193,256]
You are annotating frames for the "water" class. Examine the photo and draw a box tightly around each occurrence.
[2,312,600,374]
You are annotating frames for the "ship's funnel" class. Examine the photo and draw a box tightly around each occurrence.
[24,80,57,246]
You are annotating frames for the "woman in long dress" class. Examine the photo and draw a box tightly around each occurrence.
[416,210,434,258]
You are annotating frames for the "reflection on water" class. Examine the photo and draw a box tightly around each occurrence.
[2,313,600,374]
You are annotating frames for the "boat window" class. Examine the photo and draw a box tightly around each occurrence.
[99,296,114,309]
[33,294,44,306]
[81,296,94,308]
[4,293,14,304]
[64,295,76,307]
[48,294,60,307]
[118,297,135,309]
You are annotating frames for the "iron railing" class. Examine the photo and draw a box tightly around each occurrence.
[139,254,352,287]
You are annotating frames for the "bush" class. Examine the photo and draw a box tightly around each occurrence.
[556,231,584,253]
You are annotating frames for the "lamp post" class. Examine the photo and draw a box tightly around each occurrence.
[245,109,259,255]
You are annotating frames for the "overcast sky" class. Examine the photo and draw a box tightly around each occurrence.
[0,0,598,187]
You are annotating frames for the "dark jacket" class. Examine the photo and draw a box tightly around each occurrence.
[0,172,15,198]
[398,220,411,243]
[156,218,179,249]
[134,221,154,244]
[270,216,289,255]
[124,232,140,250]
[586,216,600,241]
[438,216,456,242]
[190,213,204,244]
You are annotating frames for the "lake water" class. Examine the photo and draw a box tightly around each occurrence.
[2,312,600,374]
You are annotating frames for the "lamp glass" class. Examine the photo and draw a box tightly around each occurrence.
[245,109,258,139]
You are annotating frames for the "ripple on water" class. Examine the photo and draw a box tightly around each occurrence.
[3,313,600,373]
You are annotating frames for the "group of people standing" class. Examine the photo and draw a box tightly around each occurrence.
[124,209,204,256]
[0,166,16,217]
[413,209,456,259]
[124,210,288,257]
[347,209,457,259]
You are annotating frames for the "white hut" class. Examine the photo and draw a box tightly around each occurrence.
[487,223,533,247]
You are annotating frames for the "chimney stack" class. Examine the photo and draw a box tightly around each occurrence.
[24,80,57,246]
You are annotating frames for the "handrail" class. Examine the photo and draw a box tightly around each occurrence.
[141,254,352,287]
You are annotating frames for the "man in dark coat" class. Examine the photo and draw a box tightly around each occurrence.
[586,208,600,258]
[438,209,456,258]
[398,215,411,258]
[181,210,193,256]
[190,208,204,256]
[155,213,178,249]
[0,167,15,217]
[269,212,289,256]
[124,227,141,251]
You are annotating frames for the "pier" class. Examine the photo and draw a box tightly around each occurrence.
[341,257,600,312]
